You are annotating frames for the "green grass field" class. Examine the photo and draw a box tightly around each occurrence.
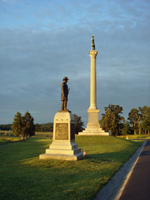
[0,131,53,146]
[117,134,150,140]
[0,133,21,145]
[0,137,21,145]
[0,135,143,200]
[34,132,53,138]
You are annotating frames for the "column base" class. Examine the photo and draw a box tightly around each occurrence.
[78,128,110,136]
[78,108,110,136]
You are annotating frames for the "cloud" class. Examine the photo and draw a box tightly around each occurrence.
[0,0,150,125]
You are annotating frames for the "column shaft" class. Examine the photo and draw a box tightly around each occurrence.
[89,50,98,110]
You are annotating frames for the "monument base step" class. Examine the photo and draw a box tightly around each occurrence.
[50,141,78,150]
[46,147,81,155]
[39,152,83,161]
[78,128,110,136]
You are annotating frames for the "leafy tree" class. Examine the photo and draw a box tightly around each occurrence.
[35,123,41,132]
[101,110,116,135]
[141,106,150,134]
[11,112,23,137]
[11,111,35,140]
[48,124,53,132]
[22,111,35,137]
[73,114,84,134]
[128,106,150,135]
[142,114,150,134]
[35,123,53,132]
[0,124,12,131]
[121,120,130,135]
[101,104,124,136]
[98,119,102,126]
[128,108,139,135]
[137,107,144,134]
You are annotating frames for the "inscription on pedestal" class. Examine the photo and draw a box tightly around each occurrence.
[55,123,68,140]
[89,112,98,123]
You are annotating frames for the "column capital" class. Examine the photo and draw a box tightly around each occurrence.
[89,50,98,59]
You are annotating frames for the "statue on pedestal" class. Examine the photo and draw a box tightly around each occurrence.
[61,77,69,111]
[39,77,83,161]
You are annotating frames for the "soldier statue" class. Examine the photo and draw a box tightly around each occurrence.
[61,77,69,111]
[91,35,95,50]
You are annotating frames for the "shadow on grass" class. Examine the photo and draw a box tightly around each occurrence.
[84,145,141,164]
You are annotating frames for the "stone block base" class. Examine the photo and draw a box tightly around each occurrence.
[39,111,83,161]
[78,128,110,136]
[39,152,83,161]
[39,140,83,161]
[78,108,110,136]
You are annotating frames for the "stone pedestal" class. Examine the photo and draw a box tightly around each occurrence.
[39,111,83,161]
[79,108,110,135]
[79,46,110,136]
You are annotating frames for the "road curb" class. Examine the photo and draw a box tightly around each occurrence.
[94,141,146,200]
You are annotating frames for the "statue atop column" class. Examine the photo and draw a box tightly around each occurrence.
[78,35,110,136]
[61,77,69,111]
[91,35,95,50]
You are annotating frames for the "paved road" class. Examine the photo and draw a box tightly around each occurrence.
[94,141,146,200]
[119,140,150,200]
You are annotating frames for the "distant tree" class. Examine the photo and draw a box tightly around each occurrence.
[73,114,84,134]
[142,114,150,135]
[11,112,23,137]
[101,109,116,135]
[35,123,41,132]
[48,124,53,132]
[22,111,35,137]
[11,111,35,140]
[137,107,143,134]
[127,106,150,135]
[0,124,12,131]
[34,123,53,132]
[141,106,150,134]
[101,104,124,136]
[128,108,139,135]
[121,120,130,135]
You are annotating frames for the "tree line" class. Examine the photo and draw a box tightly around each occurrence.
[0,121,53,132]
[0,124,12,131]
[1,105,149,138]
[100,104,150,136]
[1,112,84,140]
[35,123,53,132]
[35,114,84,134]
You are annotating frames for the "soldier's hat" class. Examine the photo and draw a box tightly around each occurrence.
[63,77,69,81]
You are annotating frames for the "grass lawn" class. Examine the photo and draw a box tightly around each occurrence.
[0,131,53,146]
[34,132,53,138]
[0,135,21,146]
[0,136,142,200]
[117,134,150,140]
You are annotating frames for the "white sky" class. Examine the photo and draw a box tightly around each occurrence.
[0,0,150,126]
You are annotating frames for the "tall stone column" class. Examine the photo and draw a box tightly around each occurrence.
[89,50,98,110]
[79,36,110,136]
[86,49,100,130]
